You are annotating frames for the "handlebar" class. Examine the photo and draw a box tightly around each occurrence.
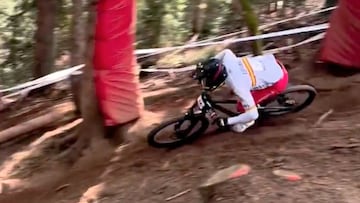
[199,91,238,117]
[200,91,213,104]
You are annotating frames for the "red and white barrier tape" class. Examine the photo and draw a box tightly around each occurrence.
[136,6,336,58]
[1,23,329,95]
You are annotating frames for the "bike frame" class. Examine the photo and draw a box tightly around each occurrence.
[189,90,293,120]
[189,91,238,118]
[207,98,238,117]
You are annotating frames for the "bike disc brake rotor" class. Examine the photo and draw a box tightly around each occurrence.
[277,95,297,107]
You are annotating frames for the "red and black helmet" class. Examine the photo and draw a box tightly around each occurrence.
[193,58,228,91]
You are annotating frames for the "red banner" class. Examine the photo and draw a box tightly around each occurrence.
[94,0,143,126]
[320,0,360,68]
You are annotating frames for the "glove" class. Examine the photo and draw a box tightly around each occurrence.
[214,117,228,129]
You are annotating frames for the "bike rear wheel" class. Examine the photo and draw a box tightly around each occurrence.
[260,85,317,117]
[147,116,209,148]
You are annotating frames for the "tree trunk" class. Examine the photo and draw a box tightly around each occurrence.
[322,0,338,17]
[33,0,57,78]
[232,0,243,13]
[0,102,75,144]
[191,0,207,37]
[233,0,263,56]
[70,0,86,66]
[279,0,287,17]
[324,0,338,7]
[59,0,106,165]
[267,1,272,14]
[143,0,165,47]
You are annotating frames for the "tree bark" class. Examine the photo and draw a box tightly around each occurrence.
[234,0,263,56]
[0,102,75,144]
[324,0,338,7]
[79,0,102,133]
[322,0,338,17]
[58,0,106,165]
[191,0,207,37]
[70,71,83,116]
[33,0,57,78]
[143,0,165,47]
[70,0,86,66]
[279,0,288,17]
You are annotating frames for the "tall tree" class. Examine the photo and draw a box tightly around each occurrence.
[233,0,263,55]
[70,0,86,66]
[142,0,166,47]
[59,0,106,164]
[0,0,36,85]
[60,0,144,164]
[191,0,207,38]
[324,0,338,7]
[33,0,57,78]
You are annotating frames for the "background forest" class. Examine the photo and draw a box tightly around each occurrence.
[0,0,337,86]
[6,1,360,203]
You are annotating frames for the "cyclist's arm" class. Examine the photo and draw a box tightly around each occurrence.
[227,87,259,125]
[214,49,259,124]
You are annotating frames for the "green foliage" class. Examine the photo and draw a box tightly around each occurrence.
[0,0,310,86]
[160,0,189,46]
[136,0,234,48]
[137,0,166,47]
[239,0,263,55]
[0,0,72,86]
[0,0,36,85]
[56,0,72,53]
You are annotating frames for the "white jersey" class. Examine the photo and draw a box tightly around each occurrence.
[214,49,283,126]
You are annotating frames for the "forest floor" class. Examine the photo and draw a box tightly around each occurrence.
[2,44,360,203]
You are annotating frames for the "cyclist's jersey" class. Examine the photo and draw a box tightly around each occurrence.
[214,49,284,125]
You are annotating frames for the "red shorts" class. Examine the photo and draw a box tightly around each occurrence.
[237,60,289,113]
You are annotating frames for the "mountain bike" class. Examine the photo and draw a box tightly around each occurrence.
[147,83,316,148]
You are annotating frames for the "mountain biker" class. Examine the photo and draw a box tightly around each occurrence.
[192,49,289,133]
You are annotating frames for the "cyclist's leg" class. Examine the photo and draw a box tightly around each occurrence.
[236,61,289,112]
[236,71,288,112]
[236,87,273,113]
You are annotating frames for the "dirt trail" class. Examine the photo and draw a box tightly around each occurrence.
[1,57,360,203]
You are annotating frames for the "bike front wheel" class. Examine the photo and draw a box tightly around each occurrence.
[147,116,209,148]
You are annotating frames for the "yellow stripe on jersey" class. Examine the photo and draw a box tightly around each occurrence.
[241,57,256,87]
